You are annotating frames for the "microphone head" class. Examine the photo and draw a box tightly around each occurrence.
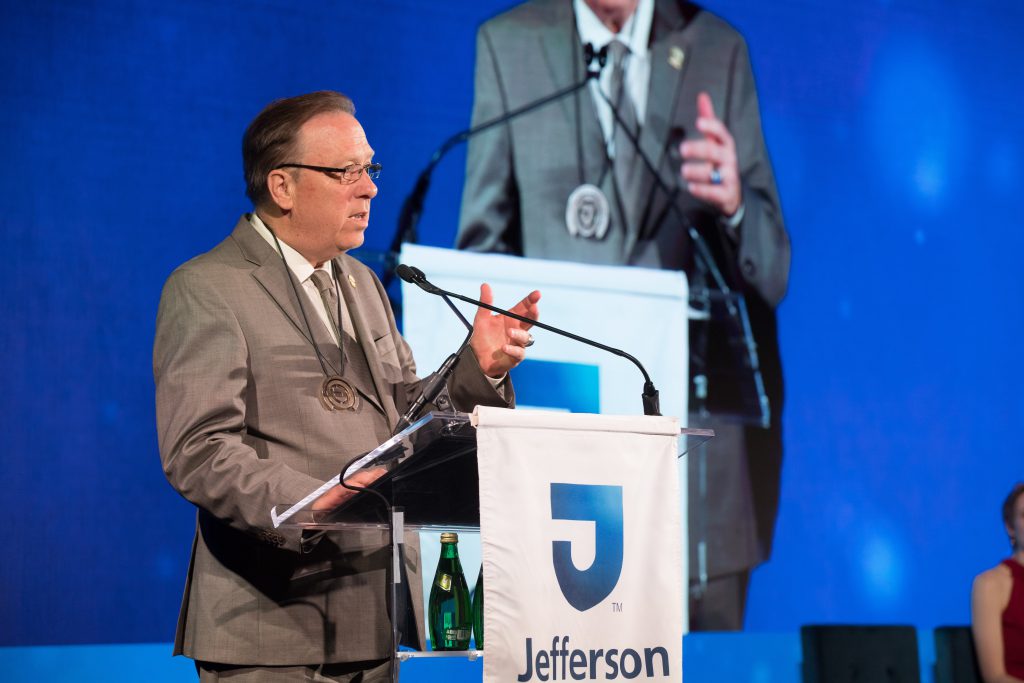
[395,264,440,294]
[395,264,417,284]
[668,126,687,164]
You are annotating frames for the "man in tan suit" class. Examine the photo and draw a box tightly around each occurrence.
[155,90,540,681]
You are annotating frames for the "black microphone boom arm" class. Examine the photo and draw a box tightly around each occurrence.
[397,265,661,416]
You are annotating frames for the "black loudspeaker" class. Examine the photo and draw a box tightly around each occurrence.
[800,625,921,683]
[933,625,982,683]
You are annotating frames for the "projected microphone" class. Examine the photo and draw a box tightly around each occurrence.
[597,77,739,295]
[397,264,662,417]
[597,83,771,427]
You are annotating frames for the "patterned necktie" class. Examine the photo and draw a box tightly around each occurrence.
[309,268,380,411]
[310,269,342,342]
[607,39,642,235]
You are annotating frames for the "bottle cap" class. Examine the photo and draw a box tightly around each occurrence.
[440,532,459,544]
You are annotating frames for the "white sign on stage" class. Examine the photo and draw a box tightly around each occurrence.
[474,407,683,683]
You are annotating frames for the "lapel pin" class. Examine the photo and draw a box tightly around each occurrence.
[347,274,357,289]
[669,46,685,71]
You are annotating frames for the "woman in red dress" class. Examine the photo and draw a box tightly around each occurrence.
[973,482,1024,683]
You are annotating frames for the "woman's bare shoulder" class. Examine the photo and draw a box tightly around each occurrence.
[974,562,1013,601]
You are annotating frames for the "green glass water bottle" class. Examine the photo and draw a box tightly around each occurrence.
[428,532,471,650]
[472,565,484,649]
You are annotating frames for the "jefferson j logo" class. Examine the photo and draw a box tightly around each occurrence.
[550,483,624,611]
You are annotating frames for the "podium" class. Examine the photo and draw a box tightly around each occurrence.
[689,288,771,429]
[272,409,713,682]
[273,412,479,529]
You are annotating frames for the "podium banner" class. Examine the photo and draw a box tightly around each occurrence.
[475,407,683,683]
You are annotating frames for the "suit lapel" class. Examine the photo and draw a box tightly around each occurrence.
[334,258,395,426]
[539,3,608,179]
[640,1,689,175]
[538,1,583,126]
[631,0,691,250]
[234,219,321,352]
[538,3,623,244]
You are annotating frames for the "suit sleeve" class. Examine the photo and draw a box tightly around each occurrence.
[456,23,523,255]
[154,267,322,552]
[725,38,791,308]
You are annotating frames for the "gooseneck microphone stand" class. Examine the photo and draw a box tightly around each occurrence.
[396,264,661,417]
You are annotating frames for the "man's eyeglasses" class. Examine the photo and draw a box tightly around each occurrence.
[276,162,382,183]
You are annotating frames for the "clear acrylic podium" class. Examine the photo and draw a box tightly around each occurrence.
[271,411,713,682]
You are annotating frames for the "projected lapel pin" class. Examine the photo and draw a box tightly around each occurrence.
[669,46,685,70]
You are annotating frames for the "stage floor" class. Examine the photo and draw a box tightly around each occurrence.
[1,630,946,682]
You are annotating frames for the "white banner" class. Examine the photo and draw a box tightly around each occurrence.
[475,407,683,683]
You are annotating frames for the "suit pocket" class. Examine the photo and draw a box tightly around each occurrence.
[373,332,403,382]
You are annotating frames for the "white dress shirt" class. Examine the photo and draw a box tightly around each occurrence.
[574,0,655,156]
[575,0,744,225]
[249,212,352,344]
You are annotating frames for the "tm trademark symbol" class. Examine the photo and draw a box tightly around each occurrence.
[612,602,623,612]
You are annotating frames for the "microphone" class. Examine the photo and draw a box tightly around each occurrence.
[395,264,438,295]
[386,42,609,268]
[390,266,474,435]
[391,353,463,436]
[397,264,662,417]
[583,42,610,71]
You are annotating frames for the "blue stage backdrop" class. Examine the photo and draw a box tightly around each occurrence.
[1,0,1021,646]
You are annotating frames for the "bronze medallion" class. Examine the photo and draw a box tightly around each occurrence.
[320,376,359,411]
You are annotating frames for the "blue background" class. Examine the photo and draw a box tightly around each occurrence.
[2,0,1021,647]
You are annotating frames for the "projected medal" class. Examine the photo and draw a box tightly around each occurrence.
[565,184,610,240]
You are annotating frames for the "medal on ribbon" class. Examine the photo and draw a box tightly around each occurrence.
[321,375,359,411]
[565,183,610,240]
